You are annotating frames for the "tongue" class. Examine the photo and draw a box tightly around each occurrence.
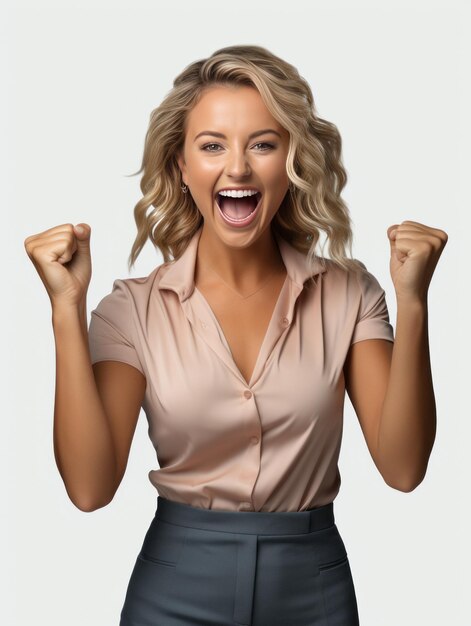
[219,195,258,220]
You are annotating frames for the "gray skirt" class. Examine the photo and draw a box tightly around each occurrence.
[119,496,360,625]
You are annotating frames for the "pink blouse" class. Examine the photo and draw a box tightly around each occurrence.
[88,225,394,512]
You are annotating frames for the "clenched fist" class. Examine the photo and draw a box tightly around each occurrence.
[24,223,92,308]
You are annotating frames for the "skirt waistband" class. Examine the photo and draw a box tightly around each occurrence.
[155,496,335,535]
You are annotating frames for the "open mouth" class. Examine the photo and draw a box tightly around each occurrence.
[215,192,262,222]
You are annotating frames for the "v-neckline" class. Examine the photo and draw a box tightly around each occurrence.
[194,273,289,387]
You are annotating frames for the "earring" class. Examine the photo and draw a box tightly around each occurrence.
[181,183,188,194]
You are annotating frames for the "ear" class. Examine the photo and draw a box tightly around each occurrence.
[176,151,187,183]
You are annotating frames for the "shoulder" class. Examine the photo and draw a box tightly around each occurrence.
[90,263,169,326]
[317,258,394,344]
[320,258,382,290]
[317,258,390,322]
[107,262,169,304]
[317,257,358,293]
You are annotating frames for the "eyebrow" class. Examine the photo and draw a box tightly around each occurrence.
[193,128,282,142]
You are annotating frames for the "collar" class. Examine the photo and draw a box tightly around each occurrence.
[158,225,327,302]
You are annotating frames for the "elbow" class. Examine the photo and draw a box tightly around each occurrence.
[386,479,418,493]
[378,451,430,493]
[62,474,118,512]
[73,497,113,513]
[73,496,113,512]
[383,469,426,493]
[67,487,115,513]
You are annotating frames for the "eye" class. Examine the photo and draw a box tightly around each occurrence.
[201,143,222,152]
[253,142,275,151]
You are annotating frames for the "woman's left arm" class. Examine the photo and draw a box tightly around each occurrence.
[377,220,448,490]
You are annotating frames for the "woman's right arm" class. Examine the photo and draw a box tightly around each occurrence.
[52,303,146,512]
[25,223,145,513]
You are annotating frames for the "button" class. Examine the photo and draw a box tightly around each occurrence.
[201,321,207,329]
[240,501,253,510]
[250,436,259,444]
[281,317,290,325]
[243,390,253,399]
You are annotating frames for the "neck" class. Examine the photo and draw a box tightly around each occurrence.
[195,224,285,292]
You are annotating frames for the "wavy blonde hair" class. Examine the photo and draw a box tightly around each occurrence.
[126,44,364,281]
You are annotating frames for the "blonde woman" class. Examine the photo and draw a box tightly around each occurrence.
[25,45,447,625]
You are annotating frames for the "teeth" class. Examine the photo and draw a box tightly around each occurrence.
[218,189,259,198]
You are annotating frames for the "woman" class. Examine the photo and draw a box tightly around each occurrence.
[24,45,447,625]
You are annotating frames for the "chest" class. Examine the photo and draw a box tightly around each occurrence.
[140,270,348,472]
[195,271,288,386]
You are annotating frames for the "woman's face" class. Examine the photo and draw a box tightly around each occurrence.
[177,85,290,246]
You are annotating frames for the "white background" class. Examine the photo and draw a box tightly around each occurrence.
[3,0,469,624]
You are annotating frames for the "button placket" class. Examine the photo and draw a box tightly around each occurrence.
[239,388,259,510]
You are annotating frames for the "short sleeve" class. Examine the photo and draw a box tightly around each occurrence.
[88,279,145,375]
[351,262,395,345]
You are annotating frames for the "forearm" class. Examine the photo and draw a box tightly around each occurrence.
[377,297,436,490]
[52,303,117,511]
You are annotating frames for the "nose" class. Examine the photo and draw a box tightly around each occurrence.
[225,147,251,178]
